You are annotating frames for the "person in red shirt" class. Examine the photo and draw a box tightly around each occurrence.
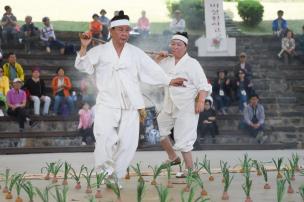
[137,10,150,37]
[89,14,102,46]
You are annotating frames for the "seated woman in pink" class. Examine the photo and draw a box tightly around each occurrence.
[78,102,95,145]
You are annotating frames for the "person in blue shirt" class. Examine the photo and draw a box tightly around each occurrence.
[99,9,109,41]
[272,10,288,38]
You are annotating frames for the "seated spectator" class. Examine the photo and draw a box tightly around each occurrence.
[80,75,96,106]
[240,93,267,144]
[40,17,65,54]
[212,70,232,115]
[137,10,150,37]
[23,67,51,116]
[235,69,254,112]
[278,30,296,64]
[89,14,102,46]
[0,66,9,115]
[19,16,39,54]
[234,52,253,81]
[197,97,218,143]
[78,102,95,145]
[6,78,35,132]
[51,67,74,115]
[272,10,288,38]
[297,25,304,63]
[2,52,24,83]
[169,10,186,33]
[1,5,18,45]
[99,9,110,41]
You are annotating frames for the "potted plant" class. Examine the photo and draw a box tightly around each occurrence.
[1,169,10,193]
[183,169,194,192]
[276,179,286,202]
[291,153,300,172]
[62,161,71,185]
[51,185,69,202]
[125,167,130,180]
[70,165,85,190]
[273,157,283,179]
[165,163,173,188]
[242,172,253,202]
[94,171,108,198]
[41,162,55,181]
[82,167,94,193]
[201,155,214,181]
[35,185,54,202]
[6,173,23,200]
[15,174,25,202]
[220,160,229,183]
[239,154,252,173]
[287,158,296,181]
[106,177,122,202]
[299,184,304,200]
[181,186,210,202]
[261,164,271,189]
[252,160,262,176]
[222,168,234,200]
[148,164,165,185]
[131,162,144,182]
[22,181,35,202]
[137,177,146,202]
[51,161,63,183]
[155,184,170,202]
[283,168,294,194]
[192,173,208,197]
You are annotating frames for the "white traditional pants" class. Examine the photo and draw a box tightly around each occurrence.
[157,105,199,153]
[94,104,139,178]
[30,95,51,115]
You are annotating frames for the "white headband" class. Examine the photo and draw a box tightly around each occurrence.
[172,34,188,44]
[110,19,130,28]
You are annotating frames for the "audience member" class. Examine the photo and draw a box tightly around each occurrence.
[40,17,65,54]
[1,5,18,44]
[137,10,150,37]
[297,25,304,63]
[89,14,102,46]
[197,98,218,143]
[234,52,253,81]
[19,16,39,54]
[235,69,254,112]
[6,78,34,132]
[78,102,94,145]
[278,29,296,64]
[212,70,231,115]
[51,67,74,115]
[241,93,267,144]
[99,9,110,41]
[272,10,288,38]
[0,66,9,115]
[80,75,96,105]
[169,10,186,33]
[2,52,24,83]
[23,67,51,116]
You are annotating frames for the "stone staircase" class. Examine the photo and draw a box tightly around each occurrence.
[0,32,303,154]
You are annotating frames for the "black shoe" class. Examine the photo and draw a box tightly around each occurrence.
[29,120,38,128]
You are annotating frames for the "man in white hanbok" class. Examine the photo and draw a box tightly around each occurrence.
[155,32,212,176]
[74,11,185,181]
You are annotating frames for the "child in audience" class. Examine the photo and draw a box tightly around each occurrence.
[78,102,94,145]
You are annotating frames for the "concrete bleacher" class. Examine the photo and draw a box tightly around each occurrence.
[0,32,303,154]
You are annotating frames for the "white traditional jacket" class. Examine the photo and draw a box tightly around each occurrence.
[75,40,171,109]
[159,53,212,113]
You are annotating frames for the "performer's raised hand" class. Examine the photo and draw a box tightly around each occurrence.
[79,32,92,48]
[169,77,187,87]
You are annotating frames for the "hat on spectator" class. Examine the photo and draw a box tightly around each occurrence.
[42,16,49,22]
[100,9,107,14]
[205,95,213,105]
[32,67,40,73]
[217,69,227,76]
[110,10,130,28]
[239,52,247,57]
[13,78,22,83]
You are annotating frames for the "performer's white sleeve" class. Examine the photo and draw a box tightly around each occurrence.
[192,60,212,94]
[74,46,101,75]
[137,50,171,86]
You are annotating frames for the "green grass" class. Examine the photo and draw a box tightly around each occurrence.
[236,20,304,35]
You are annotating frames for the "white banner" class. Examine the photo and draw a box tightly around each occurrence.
[205,0,227,52]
